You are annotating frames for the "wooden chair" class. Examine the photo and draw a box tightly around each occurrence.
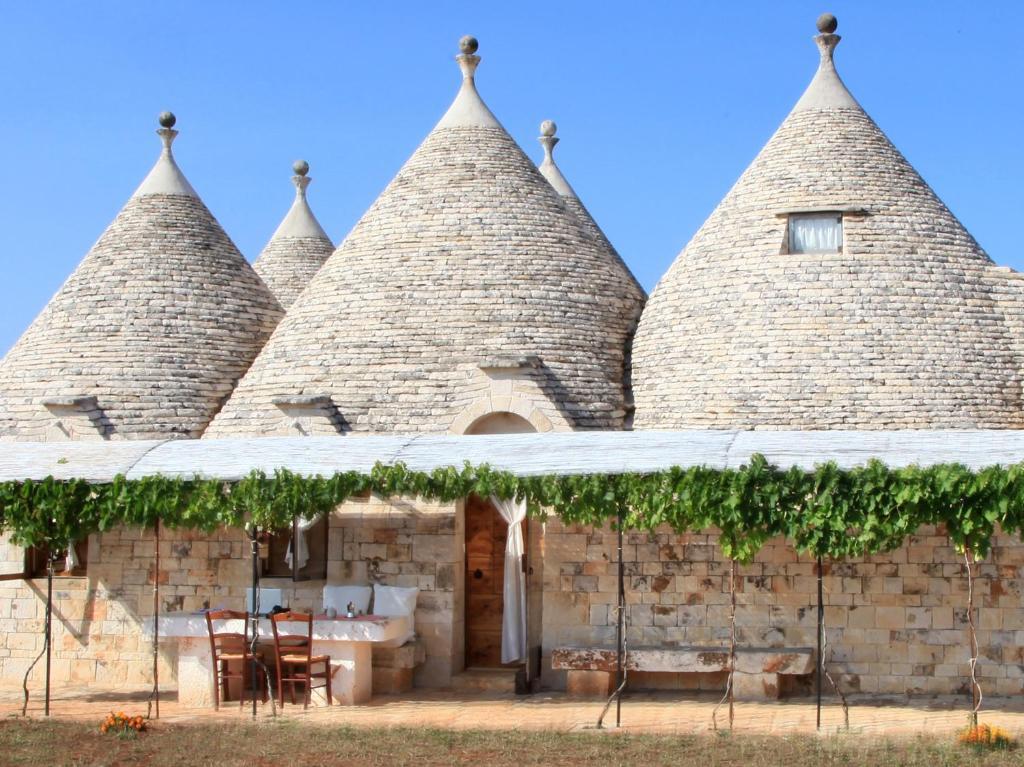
[270,611,333,709]
[205,609,263,710]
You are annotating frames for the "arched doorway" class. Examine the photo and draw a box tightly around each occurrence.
[464,412,533,669]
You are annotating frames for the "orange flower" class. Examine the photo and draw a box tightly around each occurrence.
[959,723,1014,750]
[100,710,147,735]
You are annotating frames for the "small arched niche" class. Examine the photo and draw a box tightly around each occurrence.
[465,411,536,435]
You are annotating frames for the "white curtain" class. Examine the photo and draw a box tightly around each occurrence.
[490,496,527,664]
[65,540,80,572]
[284,516,319,571]
[790,214,842,253]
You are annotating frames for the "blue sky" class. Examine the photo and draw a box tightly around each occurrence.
[1,1,1021,355]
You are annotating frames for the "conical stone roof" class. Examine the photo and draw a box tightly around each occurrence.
[252,160,334,309]
[632,15,1024,430]
[536,120,632,281]
[205,38,645,437]
[0,113,283,441]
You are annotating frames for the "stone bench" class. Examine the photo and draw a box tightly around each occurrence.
[372,639,426,694]
[551,645,814,700]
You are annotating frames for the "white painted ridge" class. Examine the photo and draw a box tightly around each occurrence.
[792,33,862,113]
[435,53,502,130]
[270,175,331,241]
[538,128,577,198]
[132,128,198,198]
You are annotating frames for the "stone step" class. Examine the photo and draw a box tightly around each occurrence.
[451,668,518,694]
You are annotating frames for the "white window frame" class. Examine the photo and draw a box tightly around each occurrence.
[787,212,843,254]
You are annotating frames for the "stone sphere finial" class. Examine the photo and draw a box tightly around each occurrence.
[158,111,177,129]
[540,120,557,138]
[816,13,838,34]
[293,159,310,176]
[459,35,479,55]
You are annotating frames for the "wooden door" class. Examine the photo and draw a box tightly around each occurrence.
[465,494,520,668]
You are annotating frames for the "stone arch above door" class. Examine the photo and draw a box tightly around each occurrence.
[465,411,535,435]
[449,396,562,435]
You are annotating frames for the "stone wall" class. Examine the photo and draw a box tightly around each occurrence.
[323,494,462,686]
[0,525,253,688]
[541,519,1024,696]
[5,506,1020,699]
[0,493,462,690]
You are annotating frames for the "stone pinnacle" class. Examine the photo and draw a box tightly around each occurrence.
[816,13,838,34]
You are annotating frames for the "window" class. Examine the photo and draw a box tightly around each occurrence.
[0,535,89,581]
[260,516,328,581]
[26,540,89,578]
[788,213,843,254]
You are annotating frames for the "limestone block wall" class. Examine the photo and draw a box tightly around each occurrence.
[8,503,1019,699]
[0,536,25,577]
[0,526,251,689]
[541,520,1024,697]
[318,494,463,687]
[0,494,463,691]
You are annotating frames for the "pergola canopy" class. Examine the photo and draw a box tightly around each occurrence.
[0,430,1022,483]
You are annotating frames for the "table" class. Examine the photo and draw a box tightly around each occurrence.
[149,613,411,708]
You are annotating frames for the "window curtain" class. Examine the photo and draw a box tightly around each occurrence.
[790,215,842,253]
[65,540,80,572]
[284,516,319,571]
[490,495,528,664]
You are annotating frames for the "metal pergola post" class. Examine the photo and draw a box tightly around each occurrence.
[615,507,624,728]
[249,526,260,721]
[152,519,160,718]
[44,555,53,717]
[816,555,823,730]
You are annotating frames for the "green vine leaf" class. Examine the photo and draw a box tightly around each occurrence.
[0,457,1019,562]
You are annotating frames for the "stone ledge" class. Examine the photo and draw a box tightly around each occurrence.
[41,396,99,410]
[271,394,334,407]
[551,645,814,675]
[478,355,542,373]
[555,645,814,701]
[773,206,869,217]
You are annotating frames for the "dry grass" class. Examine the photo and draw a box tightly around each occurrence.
[0,718,1021,767]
